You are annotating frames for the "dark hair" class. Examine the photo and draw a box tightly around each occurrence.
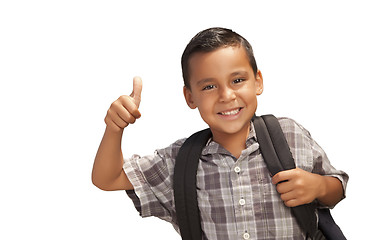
[181,27,258,89]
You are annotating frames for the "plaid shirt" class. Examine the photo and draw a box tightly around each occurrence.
[123,117,348,240]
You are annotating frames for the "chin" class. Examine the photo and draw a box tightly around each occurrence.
[211,122,250,136]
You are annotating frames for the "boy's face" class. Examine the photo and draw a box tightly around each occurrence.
[184,46,263,139]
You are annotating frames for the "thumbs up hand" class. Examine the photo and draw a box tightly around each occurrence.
[105,76,143,132]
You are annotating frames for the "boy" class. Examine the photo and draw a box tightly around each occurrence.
[92,27,348,239]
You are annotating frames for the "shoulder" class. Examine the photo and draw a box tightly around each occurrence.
[277,117,313,141]
[125,137,187,177]
[277,117,310,135]
[155,138,187,161]
[138,138,187,176]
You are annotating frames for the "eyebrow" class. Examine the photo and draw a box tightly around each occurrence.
[196,71,250,85]
[196,78,215,86]
[230,71,249,78]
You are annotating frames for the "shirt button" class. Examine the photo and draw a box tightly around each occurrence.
[239,198,246,206]
[243,232,250,239]
[234,166,241,173]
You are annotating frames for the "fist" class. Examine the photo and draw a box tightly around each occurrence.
[105,76,143,132]
[272,168,324,207]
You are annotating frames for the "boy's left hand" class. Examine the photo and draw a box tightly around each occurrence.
[271,168,324,207]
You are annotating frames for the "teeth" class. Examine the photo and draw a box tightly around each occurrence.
[220,108,240,116]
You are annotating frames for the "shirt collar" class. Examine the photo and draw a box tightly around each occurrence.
[201,121,258,156]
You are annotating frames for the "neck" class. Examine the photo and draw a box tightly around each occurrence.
[211,123,250,159]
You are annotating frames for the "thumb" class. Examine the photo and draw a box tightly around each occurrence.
[130,76,142,107]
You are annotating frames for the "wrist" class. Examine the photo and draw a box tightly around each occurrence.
[316,175,343,207]
[105,125,124,138]
[317,175,327,200]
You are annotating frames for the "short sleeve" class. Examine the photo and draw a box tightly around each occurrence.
[122,139,185,228]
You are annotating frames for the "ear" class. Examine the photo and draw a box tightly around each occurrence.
[255,70,264,95]
[183,86,197,109]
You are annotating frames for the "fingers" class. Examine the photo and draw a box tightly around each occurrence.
[275,180,294,194]
[275,181,304,207]
[272,168,317,207]
[271,169,295,185]
[279,189,309,207]
[115,95,141,119]
[106,96,141,130]
[130,76,142,107]
[282,198,301,208]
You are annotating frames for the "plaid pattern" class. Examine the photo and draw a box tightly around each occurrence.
[123,117,348,239]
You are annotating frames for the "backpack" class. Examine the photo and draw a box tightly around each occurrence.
[174,115,346,240]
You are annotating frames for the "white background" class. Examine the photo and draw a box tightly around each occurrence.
[1,0,368,239]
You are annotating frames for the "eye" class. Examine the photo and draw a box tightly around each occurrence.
[202,84,216,91]
[233,78,245,84]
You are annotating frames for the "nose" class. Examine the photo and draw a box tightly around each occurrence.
[219,86,236,102]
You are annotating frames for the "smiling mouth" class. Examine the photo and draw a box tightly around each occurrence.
[218,107,243,116]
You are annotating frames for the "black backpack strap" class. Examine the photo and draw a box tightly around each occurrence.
[253,115,319,238]
[317,208,346,240]
[174,128,212,240]
[261,115,296,170]
[252,115,285,176]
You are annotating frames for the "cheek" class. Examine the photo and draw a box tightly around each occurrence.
[196,94,213,109]
[196,98,215,121]
[238,88,257,102]
[237,89,259,114]
[197,108,213,127]
[197,101,212,116]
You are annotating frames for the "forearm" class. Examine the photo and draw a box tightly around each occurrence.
[92,127,133,191]
[317,175,344,207]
